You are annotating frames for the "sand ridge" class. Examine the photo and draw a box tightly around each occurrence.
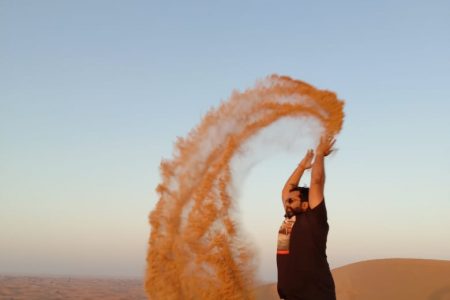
[332,258,450,300]
[255,258,450,300]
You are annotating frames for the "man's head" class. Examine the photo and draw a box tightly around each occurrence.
[284,186,309,217]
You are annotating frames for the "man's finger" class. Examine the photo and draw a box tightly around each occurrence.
[329,139,336,148]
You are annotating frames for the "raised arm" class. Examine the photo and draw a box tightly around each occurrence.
[281,149,314,202]
[309,135,335,209]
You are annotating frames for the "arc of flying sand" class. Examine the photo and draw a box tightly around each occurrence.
[146,75,345,300]
[180,104,330,298]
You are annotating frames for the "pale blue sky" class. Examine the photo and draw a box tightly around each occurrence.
[1,1,449,282]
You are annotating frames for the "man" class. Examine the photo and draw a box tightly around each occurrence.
[276,135,336,300]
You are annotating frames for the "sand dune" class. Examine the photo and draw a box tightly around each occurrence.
[332,258,450,300]
[254,258,450,300]
[1,259,448,299]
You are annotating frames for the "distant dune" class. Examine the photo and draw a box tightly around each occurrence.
[254,258,450,300]
[332,258,450,300]
[1,259,449,300]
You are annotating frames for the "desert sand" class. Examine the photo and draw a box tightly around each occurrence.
[1,258,449,300]
[255,258,450,300]
[332,258,450,300]
[0,276,147,300]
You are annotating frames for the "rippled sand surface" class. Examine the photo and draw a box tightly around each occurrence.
[0,276,146,300]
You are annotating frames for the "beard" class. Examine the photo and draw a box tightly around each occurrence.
[285,205,304,218]
[285,207,295,218]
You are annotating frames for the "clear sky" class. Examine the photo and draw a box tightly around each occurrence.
[1,0,449,282]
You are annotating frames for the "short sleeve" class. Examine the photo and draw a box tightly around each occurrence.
[308,199,328,224]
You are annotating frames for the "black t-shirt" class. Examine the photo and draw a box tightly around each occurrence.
[277,200,336,300]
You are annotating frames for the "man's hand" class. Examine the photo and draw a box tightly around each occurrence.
[299,149,314,169]
[316,135,336,157]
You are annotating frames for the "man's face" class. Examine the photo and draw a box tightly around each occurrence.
[285,190,302,216]
[285,190,309,216]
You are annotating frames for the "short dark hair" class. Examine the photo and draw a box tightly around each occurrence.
[290,186,309,202]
